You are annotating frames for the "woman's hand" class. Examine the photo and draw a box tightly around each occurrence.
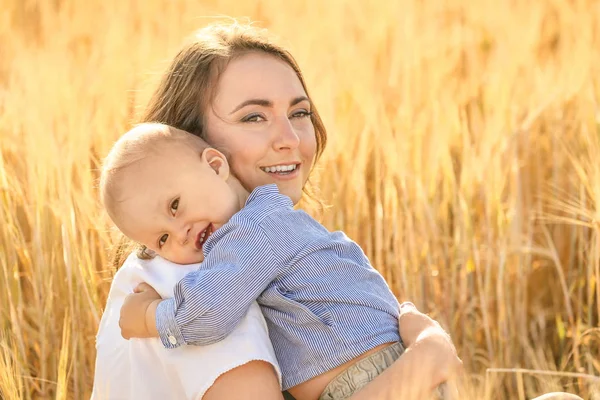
[350,303,463,400]
[119,283,162,339]
[398,302,463,392]
[398,302,450,345]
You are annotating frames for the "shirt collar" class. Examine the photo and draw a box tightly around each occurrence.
[245,184,281,206]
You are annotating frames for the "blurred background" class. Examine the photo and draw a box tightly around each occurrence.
[1,0,599,398]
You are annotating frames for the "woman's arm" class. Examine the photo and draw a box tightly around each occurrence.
[121,289,460,400]
[203,361,284,400]
[349,303,462,400]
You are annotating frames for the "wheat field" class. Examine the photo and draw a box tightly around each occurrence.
[1,0,599,398]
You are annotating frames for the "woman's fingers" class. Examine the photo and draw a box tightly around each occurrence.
[399,301,416,314]
[398,304,439,347]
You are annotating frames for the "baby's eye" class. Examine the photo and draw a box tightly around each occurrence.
[170,198,179,215]
[159,234,169,248]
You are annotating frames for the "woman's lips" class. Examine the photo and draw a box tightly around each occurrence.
[260,163,301,181]
[195,224,213,250]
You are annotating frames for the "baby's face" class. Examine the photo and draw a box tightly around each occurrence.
[115,143,240,264]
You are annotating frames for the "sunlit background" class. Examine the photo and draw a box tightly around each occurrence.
[1,0,599,398]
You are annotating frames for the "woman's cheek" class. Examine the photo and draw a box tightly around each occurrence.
[231,160,261,192]
[302,131,318,165]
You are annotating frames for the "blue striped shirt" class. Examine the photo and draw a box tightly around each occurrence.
[155,184,400,390]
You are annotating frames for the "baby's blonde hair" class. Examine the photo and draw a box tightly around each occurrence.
[100,123,209,257]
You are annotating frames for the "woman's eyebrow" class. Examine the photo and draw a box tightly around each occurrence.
[229,96,310,114]
[229,99,271,114]
[290,96,310,106]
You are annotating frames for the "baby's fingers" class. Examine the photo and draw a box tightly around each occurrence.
[134,282,154,293]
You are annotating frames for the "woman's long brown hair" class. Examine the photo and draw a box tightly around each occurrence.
[111,21,328,269]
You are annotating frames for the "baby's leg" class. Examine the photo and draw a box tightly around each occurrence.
[319,342,405,400]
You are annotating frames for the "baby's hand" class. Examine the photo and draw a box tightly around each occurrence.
[119,283,162,339]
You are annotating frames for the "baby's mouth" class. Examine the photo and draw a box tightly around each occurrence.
[195,224,213,250]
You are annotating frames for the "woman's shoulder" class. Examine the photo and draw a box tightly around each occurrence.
[115,252,201,298]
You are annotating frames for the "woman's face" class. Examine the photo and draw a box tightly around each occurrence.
[204,52,317,205]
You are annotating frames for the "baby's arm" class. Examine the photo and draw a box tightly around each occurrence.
[120,219,283,348]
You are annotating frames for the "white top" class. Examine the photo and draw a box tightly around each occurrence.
[92,253,282,400]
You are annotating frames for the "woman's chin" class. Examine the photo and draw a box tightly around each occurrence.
[274,183,303,205]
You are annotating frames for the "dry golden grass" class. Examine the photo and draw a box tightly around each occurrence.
[0,0,599,398]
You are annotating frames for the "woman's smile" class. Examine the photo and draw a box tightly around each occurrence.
[260,162,302,181]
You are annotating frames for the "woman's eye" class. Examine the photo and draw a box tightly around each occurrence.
[170,198,179,215]
[159,234,169,247]
[291,110,313,119]
[242,113,265,123]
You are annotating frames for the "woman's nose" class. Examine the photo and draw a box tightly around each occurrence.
[272,116,300,151]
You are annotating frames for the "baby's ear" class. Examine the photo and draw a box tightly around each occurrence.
[202,148,230,180]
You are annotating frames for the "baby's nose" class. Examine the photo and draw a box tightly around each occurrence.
[179,226,191,244]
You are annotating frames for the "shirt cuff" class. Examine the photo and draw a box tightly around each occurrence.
[156,298,186,349]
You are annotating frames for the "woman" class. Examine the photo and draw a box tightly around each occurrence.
[96,21,462,400]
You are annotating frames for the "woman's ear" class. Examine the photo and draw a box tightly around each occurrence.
[201,148,230,180]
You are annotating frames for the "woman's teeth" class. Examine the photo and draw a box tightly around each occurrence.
[261,164,297,173]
